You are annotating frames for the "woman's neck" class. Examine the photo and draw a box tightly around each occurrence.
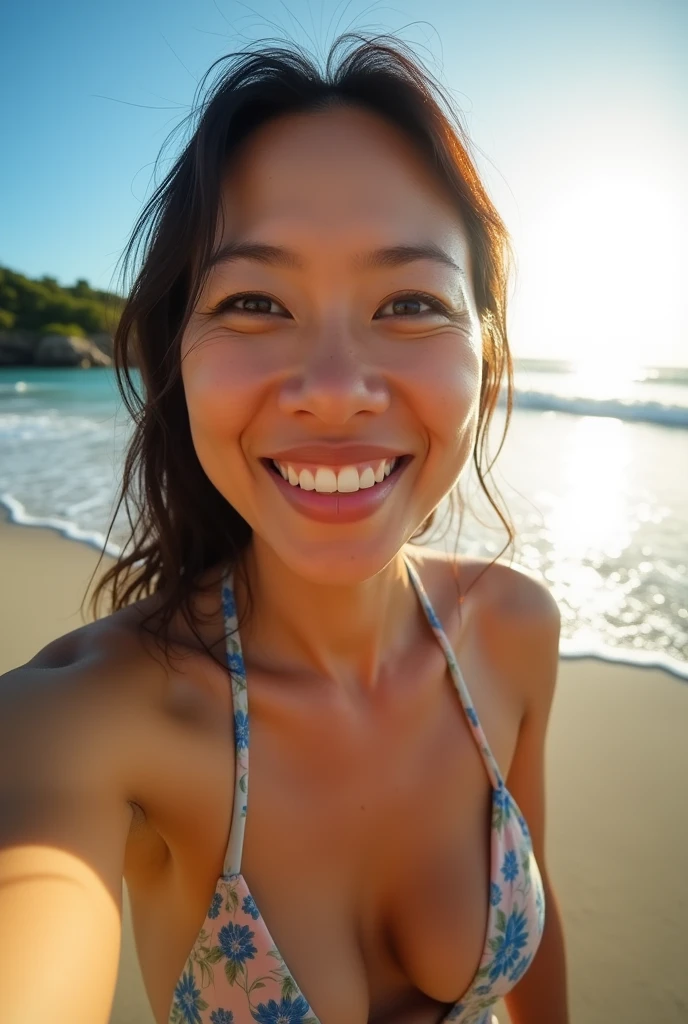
[233,539,421,694]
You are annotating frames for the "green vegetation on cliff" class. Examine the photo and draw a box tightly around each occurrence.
[0,266,124,336]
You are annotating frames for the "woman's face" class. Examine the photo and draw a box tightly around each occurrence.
[181,105,483,583]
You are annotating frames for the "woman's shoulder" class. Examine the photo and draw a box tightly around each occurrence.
[408,543,559,626]
[0,610,158,858]
[14,600,171,704]
[18,579,225,694]
[2,595,221,783]
[408,545,561,708]
[2,595,232,853]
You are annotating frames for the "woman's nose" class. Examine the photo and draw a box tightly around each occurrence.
[277,331,390,424]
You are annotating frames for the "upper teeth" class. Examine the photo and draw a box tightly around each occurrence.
[272,458,398,493]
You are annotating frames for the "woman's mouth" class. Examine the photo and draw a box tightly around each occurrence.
[261,455,412,524]
[268,455,402,493]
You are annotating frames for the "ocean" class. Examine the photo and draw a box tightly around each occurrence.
[1,362,686,675]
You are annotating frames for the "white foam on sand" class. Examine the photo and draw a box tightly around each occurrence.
[2,491,686,682]
[1,492,122,560]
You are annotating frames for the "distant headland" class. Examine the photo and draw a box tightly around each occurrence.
[0,265,124,367]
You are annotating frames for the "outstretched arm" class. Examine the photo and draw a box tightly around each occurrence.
[0,634,136,1024]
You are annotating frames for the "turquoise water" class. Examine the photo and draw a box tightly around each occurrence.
[1,365,686,671]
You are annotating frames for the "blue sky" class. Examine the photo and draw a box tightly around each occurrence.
[1,0,686,365]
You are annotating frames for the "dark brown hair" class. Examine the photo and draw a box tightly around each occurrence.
[91,31,515,644]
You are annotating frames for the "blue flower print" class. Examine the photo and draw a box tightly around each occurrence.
[218,922,257,965]
[445,1003,465,1020]
[493,785,507,810]
[208,892,223,919]
[173,970,204,1024]
[465,705,479,727]
[227,652,246,678]
[222,587,237,620]
[516,811,530,837]
[489,907,529,982]
[426,605,443,631]
[242,893,260,919]
[501,850,519,883]
[210,1011,234,1024]
[234,710,249,750]
[252,994,311,1023]
[508,953,533,984]
[489,882,502,906]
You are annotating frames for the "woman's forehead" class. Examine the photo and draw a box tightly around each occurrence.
[214,107,470,270]
[226,103,434,176]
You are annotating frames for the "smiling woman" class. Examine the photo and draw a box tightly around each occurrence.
[97,35,517,619]
[177,103,485,583]
[0,31,568,1024]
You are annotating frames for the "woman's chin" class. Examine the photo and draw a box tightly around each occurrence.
[253,532,413,586]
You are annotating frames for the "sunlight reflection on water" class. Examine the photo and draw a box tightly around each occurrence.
[543,417,633,559]
[429,409,688,664]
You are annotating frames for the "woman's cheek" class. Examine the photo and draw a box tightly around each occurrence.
[411,343,481,445]
[182,333,262,435]
[181,353,248,497]
[184,385,253,514]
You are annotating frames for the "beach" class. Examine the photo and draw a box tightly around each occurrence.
[1,511,686,1023]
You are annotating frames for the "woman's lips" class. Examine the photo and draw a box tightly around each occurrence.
[262,455,411,524]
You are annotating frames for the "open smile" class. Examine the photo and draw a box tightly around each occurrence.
[261,455,412,524]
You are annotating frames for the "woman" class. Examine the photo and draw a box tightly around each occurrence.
[0,33,568,1024]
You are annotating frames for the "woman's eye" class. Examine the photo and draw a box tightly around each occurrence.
[374,292,449,319]
[224,293,286,316]
[211,290,453,320]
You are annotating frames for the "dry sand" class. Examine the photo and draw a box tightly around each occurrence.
[1,510,686,1024]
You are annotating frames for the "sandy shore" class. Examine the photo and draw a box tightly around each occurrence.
[1,510,686,1024]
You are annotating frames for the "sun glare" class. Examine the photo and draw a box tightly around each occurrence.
[512,169,683,368]
[568,356,645,399]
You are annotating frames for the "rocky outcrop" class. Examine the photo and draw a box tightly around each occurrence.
[0,330,113,367]
[34,334,112,368]
[0,331,37,365]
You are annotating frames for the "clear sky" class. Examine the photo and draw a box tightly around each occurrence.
[1,0,686,366]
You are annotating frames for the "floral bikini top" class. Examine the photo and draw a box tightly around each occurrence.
[168,554,545,1024]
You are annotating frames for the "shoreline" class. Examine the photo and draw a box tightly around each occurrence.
[2,494,686,681]
[0,513,687,1023]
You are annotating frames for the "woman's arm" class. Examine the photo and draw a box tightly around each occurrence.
[0,633,136,1024]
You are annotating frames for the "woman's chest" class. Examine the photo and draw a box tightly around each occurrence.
[125,636,521,1024]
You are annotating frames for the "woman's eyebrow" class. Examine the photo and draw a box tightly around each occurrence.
[205,239,467,280]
